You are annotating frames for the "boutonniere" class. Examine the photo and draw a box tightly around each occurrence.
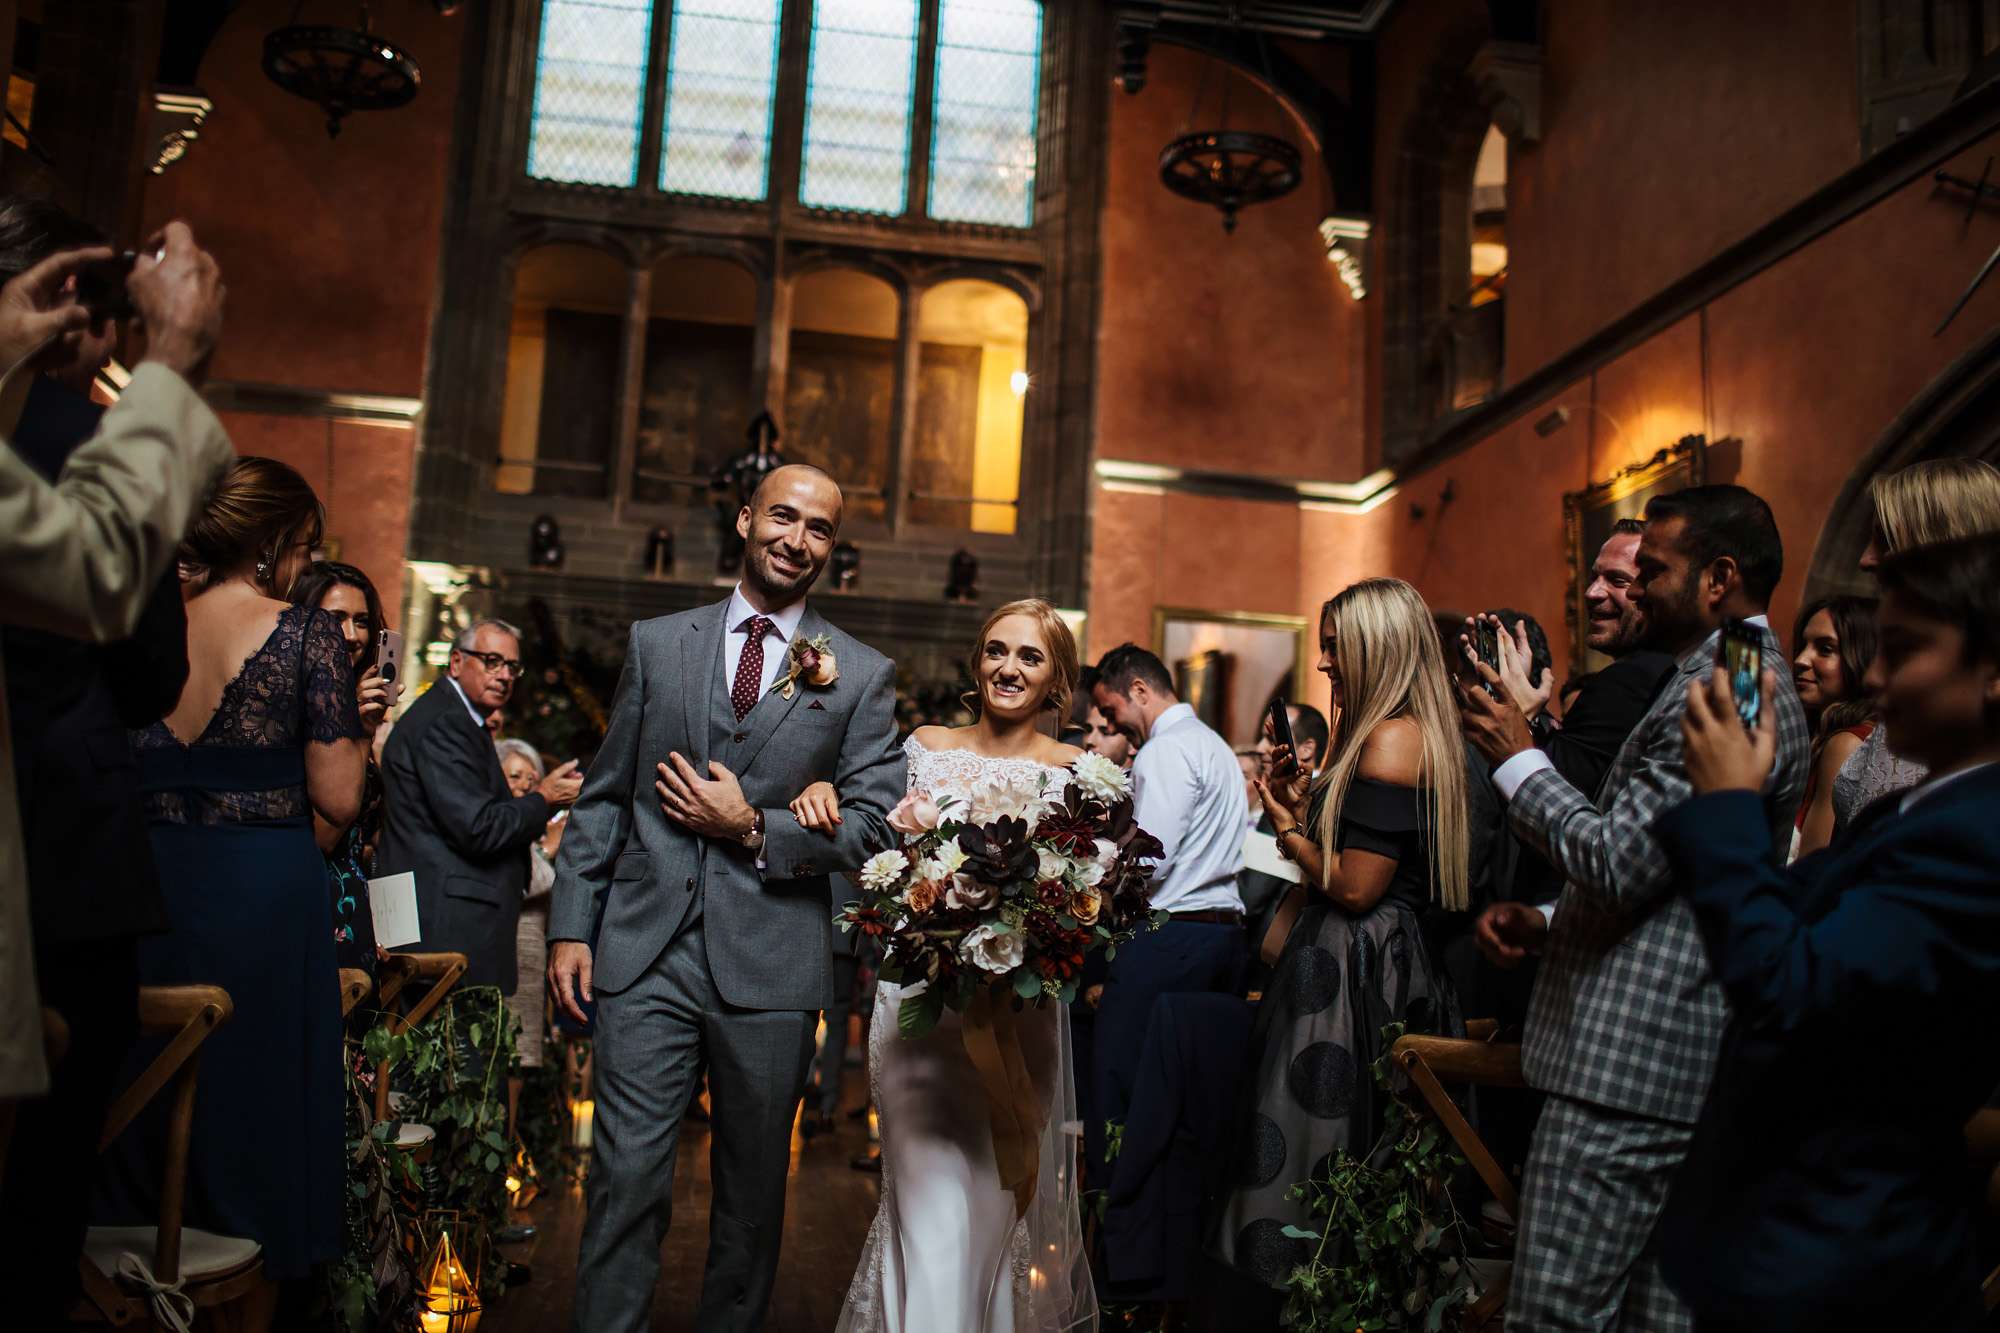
[772,633,839,700]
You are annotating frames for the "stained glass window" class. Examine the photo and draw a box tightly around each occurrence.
[928,0,1040,227]
[526,0,654,187]
[800,0,920,214]
[659,0,782,199]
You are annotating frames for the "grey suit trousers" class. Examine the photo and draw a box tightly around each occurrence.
[574,919,817,1333]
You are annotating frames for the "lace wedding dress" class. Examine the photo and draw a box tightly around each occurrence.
[835,738,1098,1333]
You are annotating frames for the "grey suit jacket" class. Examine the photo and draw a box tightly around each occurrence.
[548,600,902,1010]
[376,678,551,993]
[1512,622,1809,1124]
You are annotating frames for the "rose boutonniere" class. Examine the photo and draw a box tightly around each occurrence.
[772,633,839,700]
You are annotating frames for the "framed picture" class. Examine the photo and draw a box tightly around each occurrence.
[1150,608,1313,748]
[1562,433,1712,673]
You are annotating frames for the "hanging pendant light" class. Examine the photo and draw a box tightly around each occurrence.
[1156,7,1301,233]
[263,1,421,139]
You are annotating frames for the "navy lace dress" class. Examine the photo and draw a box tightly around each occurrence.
[98,604,360,1280]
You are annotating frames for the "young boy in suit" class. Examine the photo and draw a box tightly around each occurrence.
[1654,532,2000,1332]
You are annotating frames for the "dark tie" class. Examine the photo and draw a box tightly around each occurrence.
[732,616,774,722]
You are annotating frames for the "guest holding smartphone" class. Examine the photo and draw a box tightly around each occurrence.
[1654,533,2000,1332]
[292,560,399,976]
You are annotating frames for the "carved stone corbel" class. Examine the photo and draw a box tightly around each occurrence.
[1468,41,1542,144]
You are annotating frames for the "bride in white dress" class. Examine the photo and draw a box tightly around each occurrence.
[804,600,1098,1333]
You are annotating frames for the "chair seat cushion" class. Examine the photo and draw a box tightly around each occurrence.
[393,1121,436,1149]
[85,1225,263,1283]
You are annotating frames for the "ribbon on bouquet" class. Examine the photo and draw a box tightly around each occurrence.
[960,989,1047,1216]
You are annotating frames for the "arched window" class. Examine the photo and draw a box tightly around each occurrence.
[499,244,631,497]
[526,0,654,187]
[1468,123,1507,307]
[928,0,1042,227]
[913,279,1027,533]
[635,254,759,503]
[800,0,920,214]
[785,268,901,522]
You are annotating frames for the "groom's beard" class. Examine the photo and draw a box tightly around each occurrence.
[745,542,824,603]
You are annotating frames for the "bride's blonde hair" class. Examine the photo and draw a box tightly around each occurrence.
[1311,578,1471,911]
[964,598,1080,718]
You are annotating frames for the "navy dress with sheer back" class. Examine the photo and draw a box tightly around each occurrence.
[98,603,361,1280]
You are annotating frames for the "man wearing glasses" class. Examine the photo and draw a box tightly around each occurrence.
[377,619,583,995]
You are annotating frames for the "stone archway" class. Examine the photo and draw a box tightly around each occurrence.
[1801,325,2000,603]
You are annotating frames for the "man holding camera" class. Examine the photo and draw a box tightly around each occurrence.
[1459,486,1809,1331]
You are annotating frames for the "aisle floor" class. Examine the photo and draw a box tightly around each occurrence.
[482,1068,878,1332]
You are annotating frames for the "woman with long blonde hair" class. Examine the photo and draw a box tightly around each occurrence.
[1209,577,1473,1293]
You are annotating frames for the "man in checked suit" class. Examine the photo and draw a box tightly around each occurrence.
[1459,485,1810,1331]
[548,464,902,1333]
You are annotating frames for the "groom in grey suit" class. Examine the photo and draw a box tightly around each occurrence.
[548,465,903,1332]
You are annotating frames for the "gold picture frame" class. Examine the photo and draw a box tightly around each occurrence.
[1562,434,1714,673]
[1150,607,1314,747]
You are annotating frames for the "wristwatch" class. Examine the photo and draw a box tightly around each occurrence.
[740,808,766,853]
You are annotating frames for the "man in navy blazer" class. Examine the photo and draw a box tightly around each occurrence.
[1653,532,2000,1333]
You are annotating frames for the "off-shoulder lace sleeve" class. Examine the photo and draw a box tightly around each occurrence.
[303,607,363,743]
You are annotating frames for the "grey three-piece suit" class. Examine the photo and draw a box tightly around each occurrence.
[1506,621,1810,1330]
[549,598,901,1333]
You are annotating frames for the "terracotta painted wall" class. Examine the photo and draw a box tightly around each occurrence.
[137,0,469,620]
[1095,43,1366,483]
[1087,3,2000,685]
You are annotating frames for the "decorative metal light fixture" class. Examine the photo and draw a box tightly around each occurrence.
[262,2,421,139]
[1157,8,1301,233]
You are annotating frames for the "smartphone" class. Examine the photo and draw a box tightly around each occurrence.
[73,252,139,323]
[1265,697,1296,759]
[376,629,405,686]
[1474,619,1505,699]
[1717,618,1763,730]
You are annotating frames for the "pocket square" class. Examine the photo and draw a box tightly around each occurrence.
[807,699,827,711]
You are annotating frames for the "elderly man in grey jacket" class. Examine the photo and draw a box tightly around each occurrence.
[549,464,902,1333]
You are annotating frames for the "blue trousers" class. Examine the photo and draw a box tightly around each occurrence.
[1088,919,1244,1187]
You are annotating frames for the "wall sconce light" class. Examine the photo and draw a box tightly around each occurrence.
[831,541,861,591]
[528,514,565,570]
[1534,406,1572,437]
[1010,370,1031,398]
[945,550,981,604]
[643,527,674,580]
[1318,214,1372,301]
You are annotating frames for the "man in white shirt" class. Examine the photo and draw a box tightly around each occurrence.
[1087,645,1247,1182]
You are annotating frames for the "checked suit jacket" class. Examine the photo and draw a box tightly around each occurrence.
[1510,621,1810,1124]
[548,599,903,1010]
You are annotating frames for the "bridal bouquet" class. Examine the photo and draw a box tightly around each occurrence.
[838,751,1165,1041]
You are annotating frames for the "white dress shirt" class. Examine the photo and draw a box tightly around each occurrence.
[724,585,807,700]
[1130,703,1248,914]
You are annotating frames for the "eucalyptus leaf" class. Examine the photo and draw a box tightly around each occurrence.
[897,986,944,1040]
[1012,970,1043,1000]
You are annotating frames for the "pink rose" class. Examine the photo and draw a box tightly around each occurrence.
[888,790,942,835]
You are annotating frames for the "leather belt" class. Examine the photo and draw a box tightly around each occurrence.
[1168,909,1244,926]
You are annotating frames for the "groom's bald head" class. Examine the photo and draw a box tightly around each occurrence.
[748,463,843,527]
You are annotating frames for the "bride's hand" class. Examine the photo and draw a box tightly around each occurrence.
[790,781,842,833]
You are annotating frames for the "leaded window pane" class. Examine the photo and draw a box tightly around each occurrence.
[527,0,654,188]
[927,0,1040,227]
[660,0,782,199]
[800,0,919,214]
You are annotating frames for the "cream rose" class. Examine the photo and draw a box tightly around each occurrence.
[945,874,998,911]
[960,922,1025,975]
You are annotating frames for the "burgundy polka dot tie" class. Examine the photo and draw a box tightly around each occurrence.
[732,616,773,722]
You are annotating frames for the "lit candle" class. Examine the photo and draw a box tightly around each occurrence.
[572,1099,595,1150]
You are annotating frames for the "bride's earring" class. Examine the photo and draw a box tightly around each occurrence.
[255,552,271,584]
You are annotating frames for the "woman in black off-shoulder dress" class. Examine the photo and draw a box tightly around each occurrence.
[1210,577,1476,1292]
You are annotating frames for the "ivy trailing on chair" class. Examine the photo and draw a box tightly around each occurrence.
[1279,1024,1478,1332]
[317,986,521,1330]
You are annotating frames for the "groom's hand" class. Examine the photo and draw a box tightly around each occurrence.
[550,941,593,1025]
[656,752,756,840]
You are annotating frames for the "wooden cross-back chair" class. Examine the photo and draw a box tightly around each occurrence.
[1390,1019,1525,1332]
[338,967,372,1020]
[71,985,265,1329]
[367,952,468,1159]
